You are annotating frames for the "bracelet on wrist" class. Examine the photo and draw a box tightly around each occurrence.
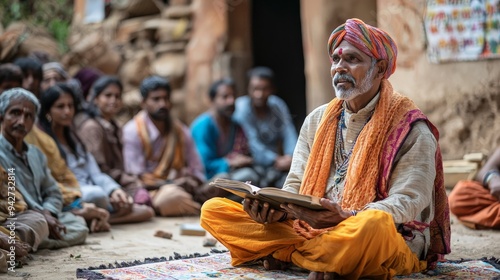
[483,170,500,188]
[351,210,358,216]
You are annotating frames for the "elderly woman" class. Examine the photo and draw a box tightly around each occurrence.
[40,62,69,93]
[75,76,151,205]
[38,83,154,225]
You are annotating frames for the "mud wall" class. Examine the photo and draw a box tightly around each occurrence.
[377,0,500,159]
[300,0,500,159]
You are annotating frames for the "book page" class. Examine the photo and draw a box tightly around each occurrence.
[210,178,323,210]
[210,178,260,200]
[212,179,261,193]
[243,181,261,194]
[258,188,323,210]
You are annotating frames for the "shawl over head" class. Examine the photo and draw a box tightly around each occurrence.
[74,67,103,100]
[42,62,69,79]
[328,18,398,79]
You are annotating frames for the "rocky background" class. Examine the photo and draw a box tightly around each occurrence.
[1,0,198,122]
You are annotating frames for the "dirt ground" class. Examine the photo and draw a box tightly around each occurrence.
[3,212,500,279]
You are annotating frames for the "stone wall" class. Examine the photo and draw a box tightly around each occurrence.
[67,0,230,124]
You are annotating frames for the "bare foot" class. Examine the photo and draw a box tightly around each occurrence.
[89,218,111,232]
[262,255,290,271]
[72,203,111,233]
[13,240,31,257]
[72,203,104,220]
[110,203,133,219]
[109,204,154,224]
[308,271,337,280]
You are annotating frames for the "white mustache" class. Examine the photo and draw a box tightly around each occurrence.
[333,73,356,85]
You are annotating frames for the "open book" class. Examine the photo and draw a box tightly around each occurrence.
[209,178,324,210]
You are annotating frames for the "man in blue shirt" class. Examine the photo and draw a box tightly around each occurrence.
[233,67,298,188]
[191,78,259,201]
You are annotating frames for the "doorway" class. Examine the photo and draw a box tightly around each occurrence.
[251,0,306,131]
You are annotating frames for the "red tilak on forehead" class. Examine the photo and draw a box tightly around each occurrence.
[338,48,343,55]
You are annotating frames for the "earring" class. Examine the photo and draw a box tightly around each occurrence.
[46,114,52,122]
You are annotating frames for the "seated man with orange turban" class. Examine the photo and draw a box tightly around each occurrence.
[449,147,500,229]
[200,18,451,279]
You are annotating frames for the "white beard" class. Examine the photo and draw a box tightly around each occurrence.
[332,64,376,101]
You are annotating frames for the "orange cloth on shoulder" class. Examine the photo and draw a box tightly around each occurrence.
[295,80,417,238]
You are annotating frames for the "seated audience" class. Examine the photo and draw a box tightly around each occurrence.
[75,76,150,205]
[449,147,500,229]
[233,66,298,188]
[25,121,110,233]
[123,76,205,216]
[38,83,154,225]
[0,88,88,249]
[200,18,450,279]
[5,61,111,233]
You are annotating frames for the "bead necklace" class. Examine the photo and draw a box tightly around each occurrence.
[331,110,352,201]
[331,109,370,202]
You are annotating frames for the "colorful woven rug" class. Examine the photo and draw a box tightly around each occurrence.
[76,251,500,279]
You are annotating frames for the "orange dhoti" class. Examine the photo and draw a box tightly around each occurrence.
[201,198,426,279]
[448,180,500,229]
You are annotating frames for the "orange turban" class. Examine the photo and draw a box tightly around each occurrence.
[328,18,398,79]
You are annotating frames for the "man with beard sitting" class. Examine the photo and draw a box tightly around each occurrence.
[122,76,205,216]
[200,18,450,279]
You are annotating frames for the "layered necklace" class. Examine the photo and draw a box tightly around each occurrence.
[331,109,365,202]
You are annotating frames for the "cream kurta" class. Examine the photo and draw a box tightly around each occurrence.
[283,93,437,259]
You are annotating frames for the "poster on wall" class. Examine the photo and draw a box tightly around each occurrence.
[425,0,500,63]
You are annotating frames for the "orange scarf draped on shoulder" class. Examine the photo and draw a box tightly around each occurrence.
[134,111,185,180]
[299,80,417,206]
[294,79,450,267]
